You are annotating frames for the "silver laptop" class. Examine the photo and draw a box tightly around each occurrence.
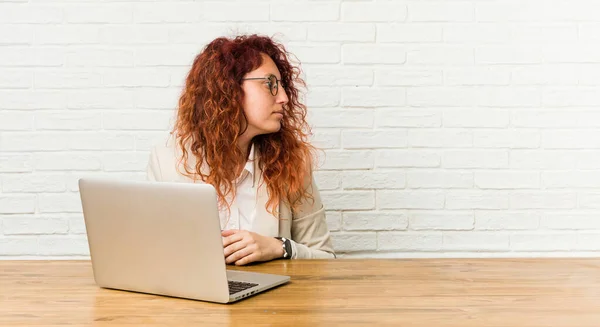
[78,177,290,304]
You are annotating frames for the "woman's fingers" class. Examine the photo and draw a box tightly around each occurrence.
[223,238,247,257]
[225,245,253,264]
[235,252,259,266]
[222,230,245,248]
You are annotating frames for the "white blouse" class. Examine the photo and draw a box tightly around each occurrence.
[218,144,279,237]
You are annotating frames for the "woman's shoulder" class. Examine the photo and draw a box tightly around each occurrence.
[150,133,178,157]
[148,134,203,182]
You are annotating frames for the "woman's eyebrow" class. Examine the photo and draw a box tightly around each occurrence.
[265,72,281,79]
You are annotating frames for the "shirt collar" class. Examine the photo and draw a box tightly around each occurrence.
[243,143,255,176]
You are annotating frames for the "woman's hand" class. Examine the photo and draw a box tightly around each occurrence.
[222,230,285,266]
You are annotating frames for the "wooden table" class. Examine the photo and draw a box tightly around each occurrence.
[2,259,600,326]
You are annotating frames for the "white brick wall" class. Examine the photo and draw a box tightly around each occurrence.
[2,0,600,259]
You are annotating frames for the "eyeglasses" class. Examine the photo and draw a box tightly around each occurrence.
[241,74,282,96]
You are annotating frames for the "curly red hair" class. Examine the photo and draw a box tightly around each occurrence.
[172,34,316,215]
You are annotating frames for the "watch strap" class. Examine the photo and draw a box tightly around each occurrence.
[275,237,292,259]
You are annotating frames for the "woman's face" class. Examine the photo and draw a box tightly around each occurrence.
[240,53,289,138]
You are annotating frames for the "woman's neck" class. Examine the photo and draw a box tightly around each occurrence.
[237,135,254,160]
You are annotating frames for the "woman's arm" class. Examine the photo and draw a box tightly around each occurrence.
[289,174,336,259]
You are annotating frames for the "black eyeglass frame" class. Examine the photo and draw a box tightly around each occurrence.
[241,74,283,96]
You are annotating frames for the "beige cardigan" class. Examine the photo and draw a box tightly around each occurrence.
[146,137,335,259]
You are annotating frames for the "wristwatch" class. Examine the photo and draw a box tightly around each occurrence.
[275,237,292,259]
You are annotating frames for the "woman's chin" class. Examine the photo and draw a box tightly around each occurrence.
[256,124,282,136]
[268,121,282,133]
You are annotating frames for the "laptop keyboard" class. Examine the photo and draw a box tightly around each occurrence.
[228,280,259,295]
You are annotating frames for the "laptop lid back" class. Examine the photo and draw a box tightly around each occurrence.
[79,178,230,303]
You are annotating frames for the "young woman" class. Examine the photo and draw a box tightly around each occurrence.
[146,34,335,266]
